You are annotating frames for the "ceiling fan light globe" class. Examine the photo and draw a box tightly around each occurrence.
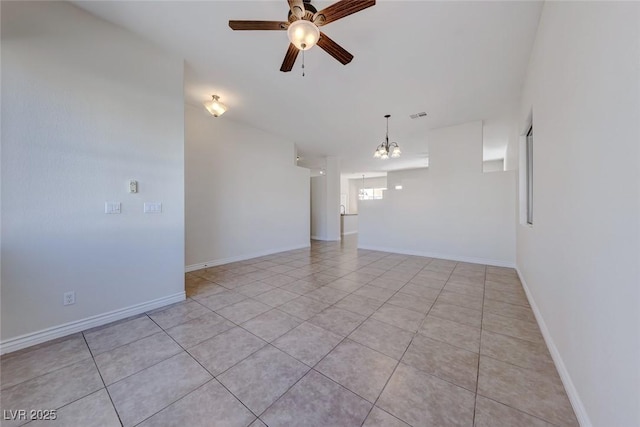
[287,20,320,51]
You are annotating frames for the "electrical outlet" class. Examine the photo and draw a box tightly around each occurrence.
[63,291,75,306]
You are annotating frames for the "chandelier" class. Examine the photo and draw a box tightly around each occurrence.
[374,115,401,159]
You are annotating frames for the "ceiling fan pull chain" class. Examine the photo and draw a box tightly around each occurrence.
[302,45,306,77]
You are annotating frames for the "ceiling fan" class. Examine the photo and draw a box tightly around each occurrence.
[229,0,375,72]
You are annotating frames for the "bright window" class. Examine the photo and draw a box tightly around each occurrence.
[359,188,386,200]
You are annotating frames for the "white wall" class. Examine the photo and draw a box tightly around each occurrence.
[515,3,640,426]
[310,176,327,240]
[1,1,185,348]
[359,121,516,266]
[482,159,504,173]
[325,157,341,241]
[185,106,309,268]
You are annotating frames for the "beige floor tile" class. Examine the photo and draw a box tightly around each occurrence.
[2,359,103,427]
[485,288,530,307]
[95,331,182,385]
[474,395,555,427]
[108,353,212,427]
[371,304,425,332]
[334,294,383,316]
[398,283,441,300]
[362,407,411,427]
[218,346,309,414]
[306,286,350,304]
[137,380,255,427]
[27,389,120,427]
[84,315,161,355]
[369,277,407,291]
[308,307,366,336]
[480,330,556,376]
[316,339,397,402]
[352,285,396,302]
[197,290,247,311]
[436,290,484,311]
[253,289,299,307]
[419,315,481,352]
[240,309,302,342]
[386,292,434,313]
[402,334,479,391]
[444,281,484,297]
[216,299,272,324]
[483,298,536,323]
[349,318,414,360]
[429,301,482,328]
[188,327,266,375]
[165,312,235,349]
[1,333,91,390]
[326,278,365,293]
[235,281,277,297]
[272,322,342,366]
[261,370,372,427]
[377,363,475,427]
[482,312,544,344]
[478,356,578,426]
[277,295,330,320]
[147,300,210,330]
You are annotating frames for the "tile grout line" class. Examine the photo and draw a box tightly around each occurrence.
[142,313,265,424]
[358,259,460,427]
[251,253,426,422]
[471,263,488,426]
[81,332,125,427]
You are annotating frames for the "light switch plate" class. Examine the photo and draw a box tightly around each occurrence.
[105,202,121,214]
[144,202,162,214]
[129,180,138,193]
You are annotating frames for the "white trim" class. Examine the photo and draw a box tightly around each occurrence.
[310,235,323,241]
[341,231,358,236]
[357,244,515,268]
[0,292,185,355]
[516,267,591,427]
[185,243,310,272]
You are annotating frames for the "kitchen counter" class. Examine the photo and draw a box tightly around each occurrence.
[340,214,358,236]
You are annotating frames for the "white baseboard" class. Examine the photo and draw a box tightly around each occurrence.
[516,267,591,427]
[0,292,185,355]
[357,244,515,268]
[185,243,311,272]
[341,231,358,236]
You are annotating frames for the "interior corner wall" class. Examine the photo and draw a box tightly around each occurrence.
[310,176,327,240]
[516,2,640,426]
[358,121,516,266]
[1,1,185,348]
[185,106,310,268]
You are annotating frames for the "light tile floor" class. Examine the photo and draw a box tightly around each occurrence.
[1,238,578,426]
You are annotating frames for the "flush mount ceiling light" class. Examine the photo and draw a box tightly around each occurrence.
[204,95,227,117]
[374,115,401,160]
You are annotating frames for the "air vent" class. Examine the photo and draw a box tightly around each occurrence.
[410,112,428,119]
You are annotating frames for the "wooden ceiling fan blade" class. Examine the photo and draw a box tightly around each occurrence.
[317,32,353,65]
[280,43,300,72]
[313,0,375,26]
[228,20,288,30]
[287,0,305,18]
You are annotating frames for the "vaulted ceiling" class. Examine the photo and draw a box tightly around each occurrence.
[73,0,543,173]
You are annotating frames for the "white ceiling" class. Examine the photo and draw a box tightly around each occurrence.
[73,0,542,173]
